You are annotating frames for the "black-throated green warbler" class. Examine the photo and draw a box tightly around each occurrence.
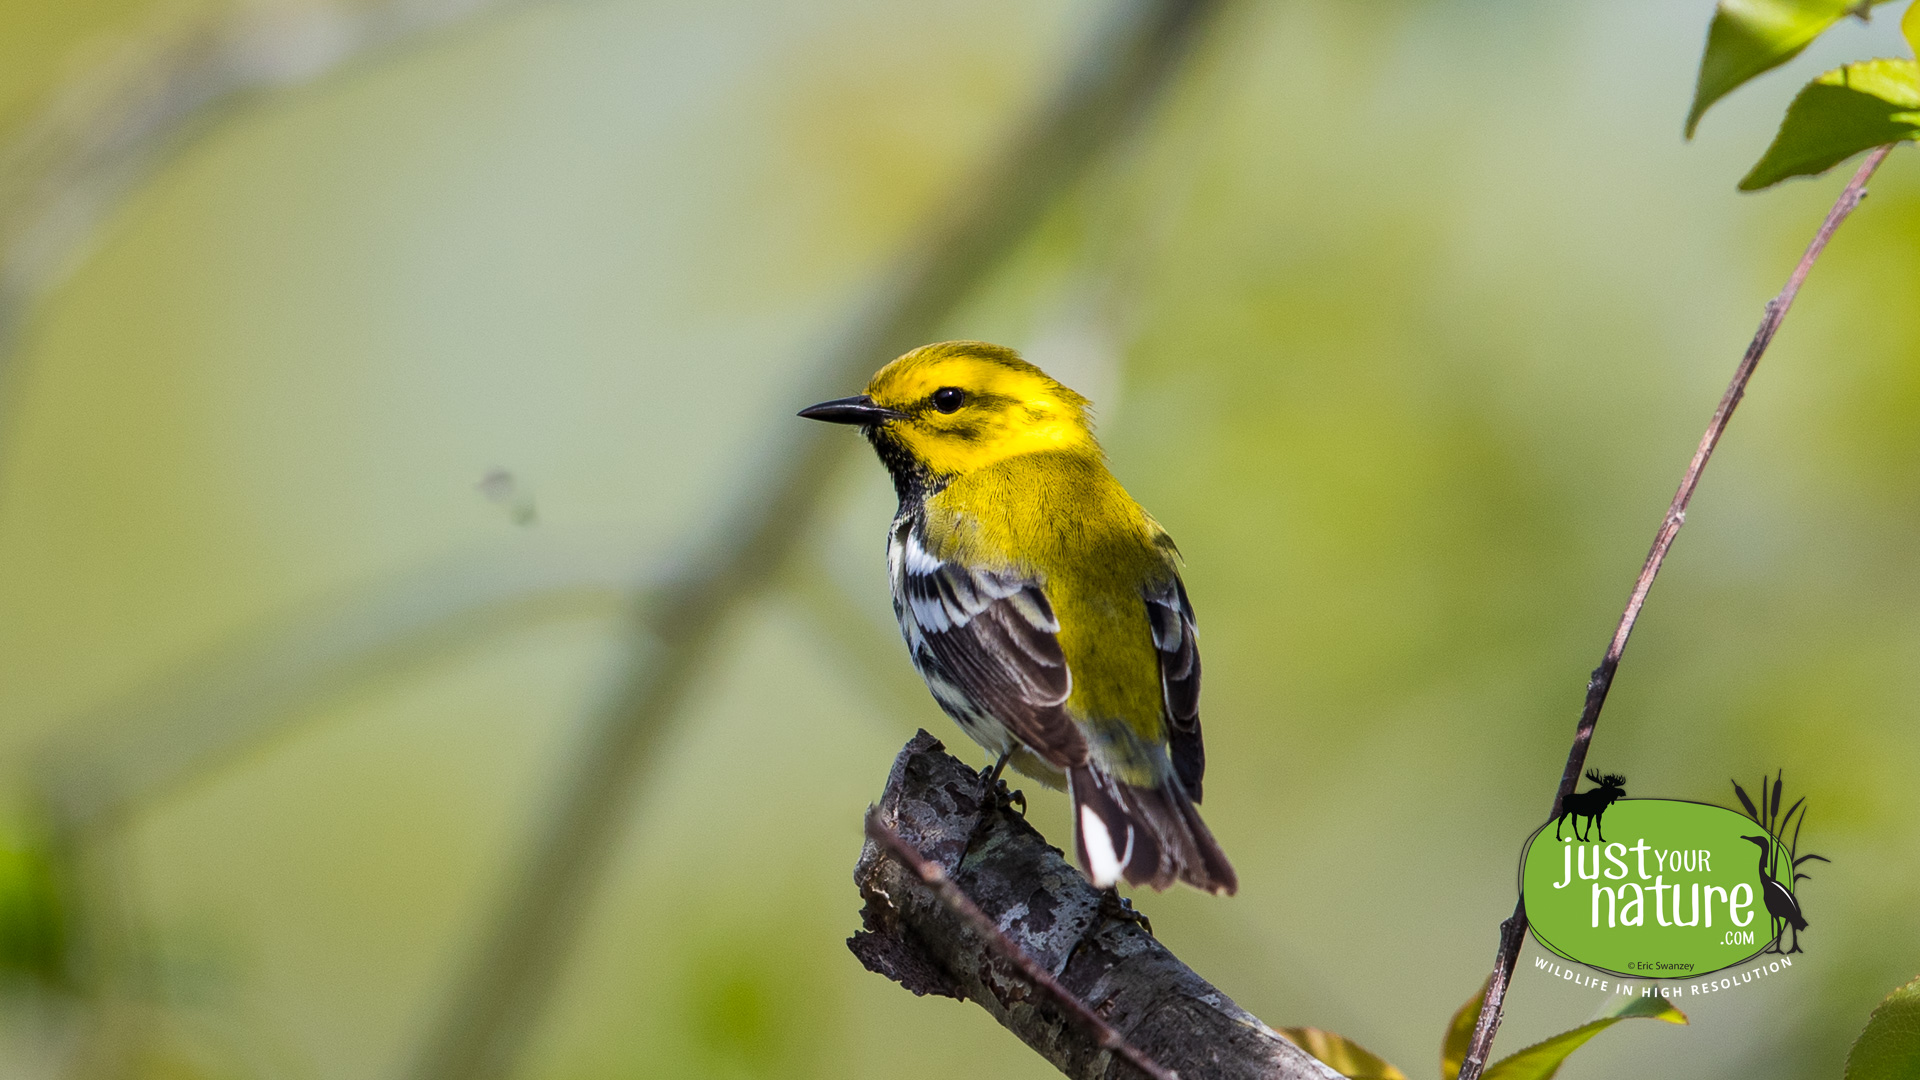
[802,341,1236,895]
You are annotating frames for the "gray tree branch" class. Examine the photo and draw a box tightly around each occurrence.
[853,732,1344,1080]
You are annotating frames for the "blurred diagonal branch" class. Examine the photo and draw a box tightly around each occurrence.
[854,732,1343,1080]
[0,0,542,438]
[1455,143,1900,1080]
[405,3,1226,1079]
[27,542,636,1074]
[35,542,642,833]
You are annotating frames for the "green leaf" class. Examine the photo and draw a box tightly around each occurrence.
[1844,975,1920,1080]
[1442,977,1492,1080]
[1481,994,1688,1080]
[0,822,66,985]
[1688,0,1896,138]
[1741,58,1920,189]
[1279,1027,1408,1080]
[1906,0,1919,57]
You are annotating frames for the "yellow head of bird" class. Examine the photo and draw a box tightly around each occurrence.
[800,341,1096,477]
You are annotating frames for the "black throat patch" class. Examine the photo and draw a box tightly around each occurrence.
[866,427,946,510]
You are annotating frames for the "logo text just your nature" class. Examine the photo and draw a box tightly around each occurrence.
[1549,836,1756,951]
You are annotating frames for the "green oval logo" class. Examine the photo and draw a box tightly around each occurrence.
[1521,799,1799,978]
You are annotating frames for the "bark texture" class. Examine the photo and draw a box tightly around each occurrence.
[851,731,1343,1080]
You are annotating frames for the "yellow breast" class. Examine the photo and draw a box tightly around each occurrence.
[921,451,1173,754]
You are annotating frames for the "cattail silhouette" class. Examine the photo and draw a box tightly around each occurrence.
[1731,771,1827,954]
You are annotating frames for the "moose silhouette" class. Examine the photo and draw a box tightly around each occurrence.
[1553,770,1627,842]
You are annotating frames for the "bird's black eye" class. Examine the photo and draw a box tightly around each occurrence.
[931,387,967,413]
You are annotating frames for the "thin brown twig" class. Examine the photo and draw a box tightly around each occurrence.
[1456,142,1898,1080]
[862,809,1180,1080]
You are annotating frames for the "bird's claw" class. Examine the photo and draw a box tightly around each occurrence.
[978,753,1024,816]
[1099,888,1153,938]
[962,777,1026,860]
[992,778,1027,817]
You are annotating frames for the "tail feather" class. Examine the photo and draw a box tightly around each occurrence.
[1068,765,1237,895]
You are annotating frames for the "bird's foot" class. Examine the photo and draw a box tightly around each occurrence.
[977,752,1025,817]
[1099,888,1154,938]
[981,774,1026,818]
[961,776,1026,860]
[999,783,1027,818]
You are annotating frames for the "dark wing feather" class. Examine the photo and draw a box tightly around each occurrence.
[1145,572,1204,800]
[891,518,1086,767]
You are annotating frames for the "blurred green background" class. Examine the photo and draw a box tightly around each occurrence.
[1,0,1917,1078]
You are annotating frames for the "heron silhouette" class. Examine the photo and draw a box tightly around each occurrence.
[1741,834,1807,954]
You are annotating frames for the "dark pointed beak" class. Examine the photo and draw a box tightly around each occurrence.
[798,395,906,426]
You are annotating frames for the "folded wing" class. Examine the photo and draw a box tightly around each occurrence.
[1144,572,1205,801]
[889,518,1086,768]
